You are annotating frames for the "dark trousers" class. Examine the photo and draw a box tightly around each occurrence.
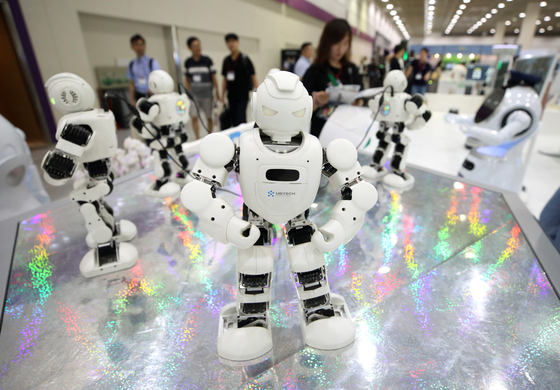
[229,98,248,126]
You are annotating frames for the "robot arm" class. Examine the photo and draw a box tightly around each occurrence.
[461,110,532,146]
[404,94,432,130]
[41,119,93,186]
[136,98,160,122]
[180,133,260,248]
[445,112,475,125]
[312,139,378,252]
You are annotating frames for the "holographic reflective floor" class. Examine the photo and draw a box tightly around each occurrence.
[1,163,560,389]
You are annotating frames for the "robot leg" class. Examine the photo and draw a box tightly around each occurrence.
[78,200,138,278]
[383,125,415,192]
[286,212,355,351]
[217,205,274,361]
[362,122,393,183]
[144,148,180,199]
[168,135,191,185]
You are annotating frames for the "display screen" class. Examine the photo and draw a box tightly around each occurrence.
[494,61,510,89]
[466,64,492,82]
[514,56,555,95]
[474,88,506,123]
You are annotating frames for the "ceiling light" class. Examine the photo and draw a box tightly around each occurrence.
[386,4,394,9]
[453,14,460,19]
[467,31,472,34]
[469,53,475,59]
[505,20,511,25]
[459,4,466,9]
[434,53,440,58]
[486,13,492,18]
[556,12,560,17]
[544,16,551,21]
[540,2,547,7]
[519,12,526,18]
[381,0,388,2]
[536,20,542,25]
[456,10,463,15]
[428,5,435,10]
[394,15,400,20]
[396,20,403,24]
[481,18,487,22]
[446,53,452,58]
[490,28,496,33]
[514,28,520,33]
[390,10,397,15]
[429,0,436,4]
[539,28,545,33]
[427,16,433,20]
[476,21,482,26]
[428,11,434,15]
[491,9,498,14]
[463,0,470,3]
[548,25,553,30]
[498,3,505,8]
[457,53,463,59]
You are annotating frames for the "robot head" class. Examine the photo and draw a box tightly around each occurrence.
[252,71,312,141]
[149,70,174,94]
[383,70,408,93]
[45,73,95,114]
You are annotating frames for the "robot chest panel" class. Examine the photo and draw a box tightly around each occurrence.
[378,97,406,123]
[152,95,189,126]
[238,132,322,224]
[67,110,117,162]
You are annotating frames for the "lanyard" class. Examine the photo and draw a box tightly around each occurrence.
[327,67,342,86]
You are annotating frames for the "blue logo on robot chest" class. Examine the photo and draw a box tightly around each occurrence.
[382,99,390,116]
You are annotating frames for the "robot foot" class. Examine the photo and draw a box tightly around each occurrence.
[361,166,388,183]
[143,181,181,199]
[79,241,138,278]
[383,171,415,193]
[299,293,356,351]
[217,302,273,361]
[86,220,138,248]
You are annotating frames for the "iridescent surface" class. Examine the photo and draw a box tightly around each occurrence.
[1,163,559,389]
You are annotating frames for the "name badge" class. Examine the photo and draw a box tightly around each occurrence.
[227,71,235,81]
[138,77,147,85]
[415,73,422,80]
[193,74,202,83]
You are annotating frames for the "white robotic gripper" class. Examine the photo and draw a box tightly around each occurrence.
[181,71,378,361]
[41,73,138,278]
[132,70,191,199]
[361,70,432,192]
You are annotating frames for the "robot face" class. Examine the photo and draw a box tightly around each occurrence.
[45,73,95,114]
[149,70,174,94]
[252,71,312,140]
[383,70,408,93]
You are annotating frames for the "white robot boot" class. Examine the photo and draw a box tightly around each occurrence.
[217,209,274,361]
[286,213,355,351]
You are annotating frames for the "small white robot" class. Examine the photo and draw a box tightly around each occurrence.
[361,70,432,191]
[446,70,542,193]
[181,71,378,361]
[132,70,191,198]
[41,73,138,278]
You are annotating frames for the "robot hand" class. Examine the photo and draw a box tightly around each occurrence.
[312,180,378,252]
[181,180,260,248]
[137,98,160,122]
[41,149,77,186]
[131,116,158,140]
[404,95,432,130]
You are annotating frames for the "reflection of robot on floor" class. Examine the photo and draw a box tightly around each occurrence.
[362,70,432,191]
[132,70,191,199]
[181,71,378,361]
[446,71,542,193]
[41,73,138,278]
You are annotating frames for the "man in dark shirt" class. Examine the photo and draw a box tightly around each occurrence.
[389,44,405,71]
[184,36,219,139]
[221,33,258,127]
[406,47,432,96]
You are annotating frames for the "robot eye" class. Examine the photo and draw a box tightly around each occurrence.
[292,108,306,118]
[262,106,278,116]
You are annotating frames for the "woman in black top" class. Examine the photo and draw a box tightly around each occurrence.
[302,19,362,138]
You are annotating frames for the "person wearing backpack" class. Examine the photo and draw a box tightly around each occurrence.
[221,33,258,127]
[127,34,161,105]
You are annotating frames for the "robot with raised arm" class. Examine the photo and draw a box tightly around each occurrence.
[181,71,378,361]
[361,70,432,191]
[132,70,191,198]
[445,70,542,193]
[41,73,138,278]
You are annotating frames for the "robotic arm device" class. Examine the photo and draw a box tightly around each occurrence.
[312,139,378,252]
[459,110,532,146]
[180,133,260,249]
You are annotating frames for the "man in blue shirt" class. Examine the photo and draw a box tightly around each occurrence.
[127,34,161,105]
[294,42,313,79]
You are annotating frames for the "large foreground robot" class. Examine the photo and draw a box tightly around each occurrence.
[361,70,432,191]
[41,73,138,278]
[132,70,191,198]
[181,71,378,361]
[446,70,542,193]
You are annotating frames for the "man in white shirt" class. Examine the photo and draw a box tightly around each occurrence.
[294,42,313,79]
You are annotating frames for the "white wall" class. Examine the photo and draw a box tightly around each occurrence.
[410,34,560,52]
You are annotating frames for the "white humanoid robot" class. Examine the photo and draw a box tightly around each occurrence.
[132,70,191,198]
[361,70,432,191]
[445,70,542,193]
[181,71,378,361]
[41,73,138,278]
